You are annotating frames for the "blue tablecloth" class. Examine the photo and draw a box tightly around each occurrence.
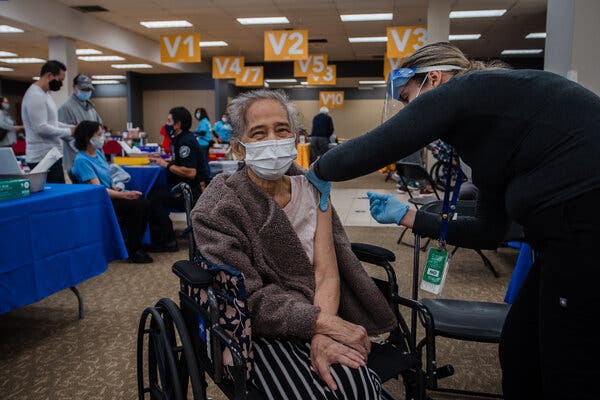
[0,184,128,314]
[505,242,534,304]
[123,165,168,197]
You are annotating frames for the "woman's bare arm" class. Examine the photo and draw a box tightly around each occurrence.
[312,201,340,316]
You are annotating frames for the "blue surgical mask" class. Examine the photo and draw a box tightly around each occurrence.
[1,103,9,111]
[195,112,201,121]
[76,90,92,102]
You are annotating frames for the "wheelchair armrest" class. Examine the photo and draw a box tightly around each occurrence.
[351,242,396,263]
[172,260,213,288]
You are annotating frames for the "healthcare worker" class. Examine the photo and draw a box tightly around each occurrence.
[306,42,600,400]
[194,107,212,180]
[212,112,232,143]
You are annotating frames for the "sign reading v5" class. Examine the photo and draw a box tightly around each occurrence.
[307,65,336,85]
[386,26,427,58]
[160,34,201,63]
[384,54,404,81]
[264,30,308,61]
[235,66,264,87]
[212,56,245,79]
[294,54,328,77]
[319,91,344,109]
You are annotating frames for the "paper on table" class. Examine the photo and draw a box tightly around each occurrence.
[30,147,63,174]
[118,141,141,154]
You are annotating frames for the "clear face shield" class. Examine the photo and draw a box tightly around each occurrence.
[382,65,464,123]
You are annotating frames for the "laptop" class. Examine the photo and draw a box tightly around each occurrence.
[0,148,25,175]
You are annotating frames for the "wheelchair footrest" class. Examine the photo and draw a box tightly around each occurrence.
[434,364,454,380]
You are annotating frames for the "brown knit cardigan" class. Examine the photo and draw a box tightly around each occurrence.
[191,164,397,341]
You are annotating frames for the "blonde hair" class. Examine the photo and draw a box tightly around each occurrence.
[401,42,510,76]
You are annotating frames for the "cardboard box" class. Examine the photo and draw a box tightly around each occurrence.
[0,178,30,202]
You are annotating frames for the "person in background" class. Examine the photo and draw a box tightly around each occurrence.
[58,74,103,174]
[21,60,75,183]
[71,120,153,264]
[310,106,334,164]
[194,107,212,179]
[146,107,206,253]
[158,123,174,154]
[0,96,23,148]
[212,112,232,144]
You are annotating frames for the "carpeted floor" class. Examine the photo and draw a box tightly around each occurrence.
[0,172,518,399]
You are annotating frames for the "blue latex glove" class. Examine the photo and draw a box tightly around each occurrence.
[305,165,331,211]
[367,192,410,225]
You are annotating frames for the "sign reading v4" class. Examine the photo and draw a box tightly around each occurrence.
[386,26,427,58]
[212,56,245,79]
[384,54,404,81]
[264,30,308,61]
[319,91,344,109]
[307,65,336,85]
[160,34,201,63]
[294,54,328,77]
[235,66,264,87]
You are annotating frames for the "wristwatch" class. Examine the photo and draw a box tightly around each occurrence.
[166,161,174,171]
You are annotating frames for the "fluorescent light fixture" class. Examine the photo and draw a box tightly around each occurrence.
[111,64,153,69]
[76,49,102,55]
[92,75,127,80]
[526,32,547,39]
[450,9,506,18]
[501,49,543,55]
[263,82,270,88]
[0,25,24,33]
[140,20,192,28]
[0,67,14,72]
[33,76,40,80]
[0,57,45,64]
[0,51,17,57]
[449,34,481,40]
[79,55,125,61]
[265,78,296,83]
[237,17,289,25]
[340,13,393,22]
[359,80,386,84]
[92,80,121,85]
[200,41,228,47]
[349,36,387,43]
[300,81,308,85]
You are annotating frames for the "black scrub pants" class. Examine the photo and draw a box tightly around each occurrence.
[148,188,184,245]
[112,197,149,254]
[499,188,600,400]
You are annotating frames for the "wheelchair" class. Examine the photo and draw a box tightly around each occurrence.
[137,230,429,399]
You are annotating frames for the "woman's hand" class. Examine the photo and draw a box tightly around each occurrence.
[121,190,142,200]
[315,313,371,358]
[310,333,366,392]
[367,192,410,225]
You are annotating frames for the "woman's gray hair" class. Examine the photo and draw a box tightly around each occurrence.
[227,89,301,141]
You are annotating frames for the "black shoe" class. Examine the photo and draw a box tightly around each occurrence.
[128,250,154,264]
[144,240,179,253]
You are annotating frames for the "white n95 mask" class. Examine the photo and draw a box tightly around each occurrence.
[241,137,297,180]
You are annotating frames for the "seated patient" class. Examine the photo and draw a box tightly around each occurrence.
[71,120,153,264]
[191,90,397,399]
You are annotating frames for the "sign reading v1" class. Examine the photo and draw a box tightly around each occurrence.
[212,56,245,79]
[160,34,201,63]
[319,91,344,109]
[264,30,308,61]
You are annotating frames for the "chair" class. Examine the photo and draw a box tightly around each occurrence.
[137,243,427,400]
[408,203,512,399]
[394,162,441,249]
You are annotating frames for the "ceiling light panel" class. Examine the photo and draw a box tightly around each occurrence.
[76,49,103,55]
[359,80,386,84]
[0,25,24,33]
[501,49,543,55]
[0,67,14,72]
[265,79,296,83]
[449,34,481,40]
[111,64,153,69]
[140,20,193,28]
[450,10,506,18]
[236,17,289,25]
[0,51,17,57]
[79,55,125,61]
[92,80,121,84]
[526,32,547,39]
[92,75,127,80]
[349,37,388,43]
[199,41,228,47]
[0,58,45,64]
[340,13,393,22]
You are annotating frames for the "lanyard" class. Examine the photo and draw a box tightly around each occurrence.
[439,154,463,247]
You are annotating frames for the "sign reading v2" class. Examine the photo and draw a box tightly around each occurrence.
[212,56,245,79]
[294,54,328,77]
[160,34,201,63]
[264,30,308,61]
[386,26,427,58]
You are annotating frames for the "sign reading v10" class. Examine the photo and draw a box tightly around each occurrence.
[319,91,344,109]
[264,30,308,61]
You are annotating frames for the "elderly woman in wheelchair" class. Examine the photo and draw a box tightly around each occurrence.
[189,89,410,399]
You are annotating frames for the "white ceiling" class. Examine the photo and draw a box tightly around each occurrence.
[0,0,547,83]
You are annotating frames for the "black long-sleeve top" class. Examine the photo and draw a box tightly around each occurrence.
[313,70,600,249]
[311,112,334,138]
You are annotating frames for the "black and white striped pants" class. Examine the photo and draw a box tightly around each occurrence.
[251,337,382,400]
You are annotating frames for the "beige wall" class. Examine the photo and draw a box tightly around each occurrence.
[293,99,385,140]
[94,97,127,133]
[142,90,215,144]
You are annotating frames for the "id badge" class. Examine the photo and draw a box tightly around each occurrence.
[420,247,451,295]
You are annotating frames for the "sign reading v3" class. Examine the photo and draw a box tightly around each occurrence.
[307,65,336,85]
[212,56,245,79]
[294,54,328,77]
[235,66,264,87]
[264,30,308,61]
[319,91,344,109]
[386,26,427,58]
[160,34,201,63]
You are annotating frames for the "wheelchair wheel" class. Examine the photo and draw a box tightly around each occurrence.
[137,298,205,400]
[430,161,457,192]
